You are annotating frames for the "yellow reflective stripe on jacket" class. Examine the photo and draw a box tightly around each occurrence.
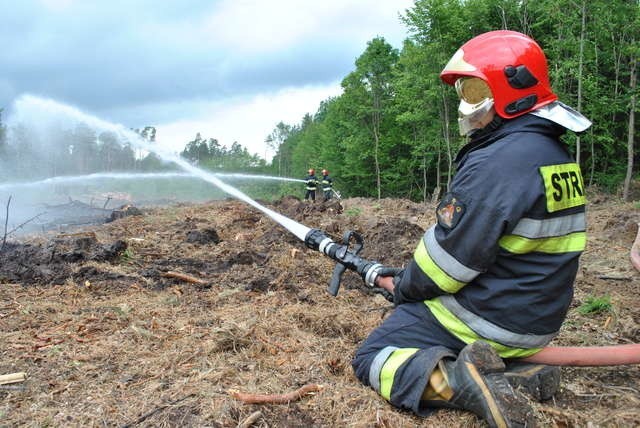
[424,299,541,358]
[424,227,481,283]
[379,348,419,400]
[414,239,465,293]
[499,231,586,254]
[539,163,586,212]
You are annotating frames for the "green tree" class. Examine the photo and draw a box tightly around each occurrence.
[181,133,210,164]
[528,0,639,191]
[98,131,124,171]
[141,126,156,142]
[266,0,639,200]
[266,121,293,176]
[341,37,399,199]
[69,124,99,174]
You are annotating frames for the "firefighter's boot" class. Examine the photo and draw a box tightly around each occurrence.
[437,341,534,428]
[504,361,561,401]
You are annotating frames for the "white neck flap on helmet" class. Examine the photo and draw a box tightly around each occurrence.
[530,101,592,132]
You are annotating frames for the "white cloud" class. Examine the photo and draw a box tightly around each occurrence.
[2,1,415,167]
[155,83,343,159]
[201,0,413,53]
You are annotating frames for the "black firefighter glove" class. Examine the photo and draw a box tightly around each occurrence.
[369,266,403,303]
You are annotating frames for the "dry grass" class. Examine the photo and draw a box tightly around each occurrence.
[1,196,639,427]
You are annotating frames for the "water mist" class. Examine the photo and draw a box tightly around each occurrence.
[1,95,310,240]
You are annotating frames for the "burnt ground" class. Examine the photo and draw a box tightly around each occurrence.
[1,193,639,427]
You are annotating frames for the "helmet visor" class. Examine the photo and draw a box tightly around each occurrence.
[455,77,492,104]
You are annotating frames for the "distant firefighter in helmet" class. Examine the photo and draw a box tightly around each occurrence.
[320,169,333,201]
[351,30,591,427]
[304,168,318,202]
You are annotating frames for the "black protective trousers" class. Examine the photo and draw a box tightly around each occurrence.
[351,302,466,415]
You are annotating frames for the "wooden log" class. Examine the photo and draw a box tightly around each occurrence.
[161,271,207,285]
[0,372,27,385]
[229,383,323,404]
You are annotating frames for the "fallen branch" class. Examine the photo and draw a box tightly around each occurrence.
[0,372,27,385]
[161,271,207,285]
[229,383,323,404]
[238,410,263,428]
[1,208,45,251]
[537,404,580,424]
[598,275,631,281]
[120,393,195,428]
[33,337,65,350]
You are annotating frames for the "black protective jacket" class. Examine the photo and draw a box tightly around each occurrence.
[305,175,318,190]
[394,114,586,352]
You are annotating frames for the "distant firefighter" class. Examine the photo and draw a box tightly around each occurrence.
[321,169,333,201]
[304,169,318,202]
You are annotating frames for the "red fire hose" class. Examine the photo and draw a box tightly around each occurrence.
[521,343,640,366]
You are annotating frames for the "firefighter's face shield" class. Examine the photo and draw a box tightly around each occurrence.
[455,77,496,137]
[455,77,492,104]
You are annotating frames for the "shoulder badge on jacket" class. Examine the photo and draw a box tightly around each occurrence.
[437,193,465,229]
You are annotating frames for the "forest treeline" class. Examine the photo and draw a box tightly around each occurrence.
[268,0,639,201]
[0,116,267,181]
[0,0,637,202]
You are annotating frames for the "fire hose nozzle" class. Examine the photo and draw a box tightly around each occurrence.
[304,229,333,253]
[304,228,384,297]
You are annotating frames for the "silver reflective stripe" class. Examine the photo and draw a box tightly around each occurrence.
[369,346,398,394]
[439,295,557,348]
[425,226,481,283]
[511,213,585,238]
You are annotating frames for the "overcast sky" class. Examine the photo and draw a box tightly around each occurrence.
[0,0,414,159]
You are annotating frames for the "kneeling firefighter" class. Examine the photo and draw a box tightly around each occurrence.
[351,30,591,427]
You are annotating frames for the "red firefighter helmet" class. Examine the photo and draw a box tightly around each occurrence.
[322,169,328,175]
[440,30,557,119]
[308,169,315,175]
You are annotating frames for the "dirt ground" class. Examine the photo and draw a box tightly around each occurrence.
[1,192,639,427]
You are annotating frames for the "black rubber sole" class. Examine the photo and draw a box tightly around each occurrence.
[504,361,561,401]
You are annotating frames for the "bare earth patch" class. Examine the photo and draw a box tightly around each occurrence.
[1,194,639,427]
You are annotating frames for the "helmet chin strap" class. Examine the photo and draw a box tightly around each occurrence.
[467,115,503,139]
